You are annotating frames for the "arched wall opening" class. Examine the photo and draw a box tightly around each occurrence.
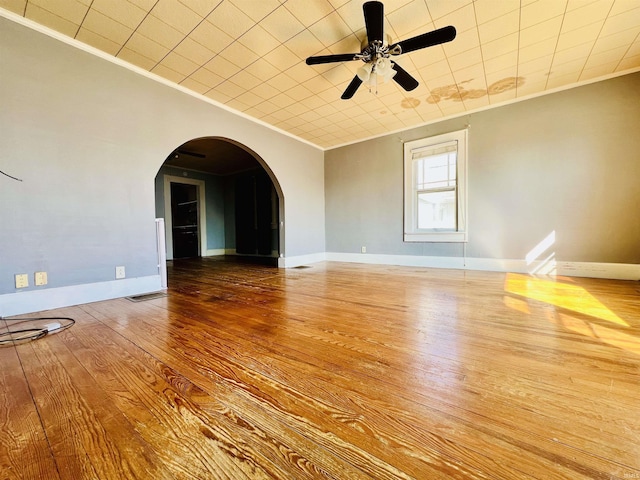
[153,136,285,268]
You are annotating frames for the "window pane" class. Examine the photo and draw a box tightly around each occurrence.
[415,153,457,189]
[417,190,456,229]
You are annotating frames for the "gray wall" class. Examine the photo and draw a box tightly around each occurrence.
[0,17,324,302]
[325,72,640,264]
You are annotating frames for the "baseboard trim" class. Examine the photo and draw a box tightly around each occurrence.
[325,253,640,280]
[0,275,162,317]
[279,252,327,268]
[204,249,226,256]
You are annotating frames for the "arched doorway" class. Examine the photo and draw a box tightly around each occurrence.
[154,137,284,266]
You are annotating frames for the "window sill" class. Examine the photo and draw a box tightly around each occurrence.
[404,232,468,243]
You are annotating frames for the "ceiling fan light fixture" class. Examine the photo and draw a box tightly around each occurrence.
[357,63,374,82]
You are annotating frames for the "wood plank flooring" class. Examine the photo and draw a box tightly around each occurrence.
[1,257,639,479]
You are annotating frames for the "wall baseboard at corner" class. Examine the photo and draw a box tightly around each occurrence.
[325,252,640,280]
[279,252,327,268]
[204,249,226,256]
[0,275,162,317]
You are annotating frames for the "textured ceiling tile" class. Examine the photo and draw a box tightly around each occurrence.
[286,61,319,84]
[238,25,280,56]
[309,11,352,48]
[260,6,306,43]
[203,54,242,78]
[76,27,121,54]
[520,16,563,48]
[473,0,519,25]
[336,1,366,32]
[443,28,480,57]
[124,32,169,62]
[426,0,473,22]
[286,29,325,58]
[556,22,602,51]
[561,0,613,33]
[28,0,89,24]
[600,7,640,36]
[517,54,553,75]
[190,20,234,53]
[387,0,432,39]
[581,60,619,80]
[160,51,199,75]
[518,37,557,63]
[592,27,640,54]
[286,83,315,101]
[520,0,567,29]
[151,0,203,34]
[436,3,476,33]
[447,45,482,70]
[214,79,245,98]
[552,42,593,65]
[188,66,224,88]
[284,0,335,27]
[230,69,262,90]
[1,0,26,15]
[477,10,519,44]
[151,63,187,83]
[207,1,254,38]
[251,81,280,100]
[178,0,223,18]
[82,8,133,45]
[174,37,216,65]
[24,3,79,36]
[219,40,260,69]
[481,32,518,60]
[118,47,156,70]
[228,0,280,22]
[137,15,184,49]
[267,72,299,93]
[91,0,147,29]
[609,0,640,16]
[128,0,156,10]
[263,45,301,71]
[179,76,211,94]
[245,58,281,81]
[235,89,265,108]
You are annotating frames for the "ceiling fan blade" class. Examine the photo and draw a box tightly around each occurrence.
[390,25,456,55]
[363,1,384,44]
[341,75,363,99]
[391,62,419,91]
[306,53,360,65]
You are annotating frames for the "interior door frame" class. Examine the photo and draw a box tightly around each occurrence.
[163,175,207,260]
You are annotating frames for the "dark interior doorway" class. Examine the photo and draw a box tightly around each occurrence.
[235,170,278,256]
[171,182,199,258]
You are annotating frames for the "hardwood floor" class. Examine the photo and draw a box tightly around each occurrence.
[2,257,639,479]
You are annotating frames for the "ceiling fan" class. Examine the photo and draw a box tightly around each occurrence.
[306,1,456,99]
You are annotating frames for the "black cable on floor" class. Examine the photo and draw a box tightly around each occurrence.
[0,316,75,346]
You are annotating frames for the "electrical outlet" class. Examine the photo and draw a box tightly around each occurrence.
[15,274,29,288]
[115,266,126,279]
[35,271,48,286]
[361,246,367,253]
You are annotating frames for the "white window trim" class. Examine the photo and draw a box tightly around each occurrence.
[403,129,468,243]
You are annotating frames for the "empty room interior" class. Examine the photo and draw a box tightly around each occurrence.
[1,1,639,479]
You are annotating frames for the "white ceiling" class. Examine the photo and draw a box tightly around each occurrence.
[2,0,639,150]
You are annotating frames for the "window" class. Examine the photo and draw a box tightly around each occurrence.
[404,129,468,242]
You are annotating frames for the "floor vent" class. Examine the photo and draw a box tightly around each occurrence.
[293,265,312,269]
[126,292,167,302]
